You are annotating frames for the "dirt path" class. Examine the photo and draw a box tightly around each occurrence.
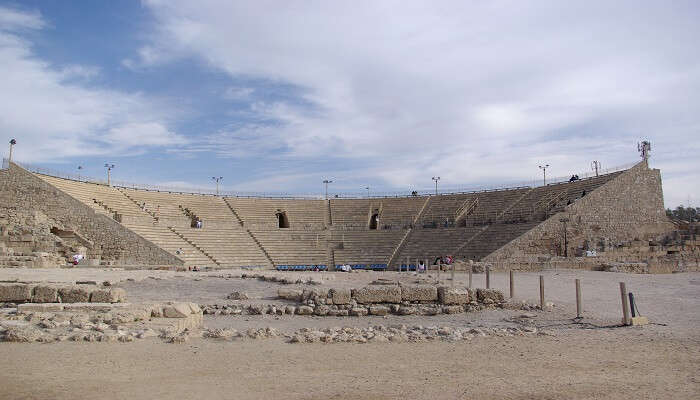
[2,329,699,400]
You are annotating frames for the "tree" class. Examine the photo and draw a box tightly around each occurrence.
[666,206,700,222]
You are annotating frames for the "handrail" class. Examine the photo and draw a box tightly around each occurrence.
[13,159,638,200]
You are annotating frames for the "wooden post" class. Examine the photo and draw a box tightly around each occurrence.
[509,270,514,298]
[619,282,630,325]
[575,279,582,318]
[485,266,490,289]
[539,275,545,310]
[468,266,472,288]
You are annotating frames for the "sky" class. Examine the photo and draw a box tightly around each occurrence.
[0,1,698,205]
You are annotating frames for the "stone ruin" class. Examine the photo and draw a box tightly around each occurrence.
[273,284,506,317]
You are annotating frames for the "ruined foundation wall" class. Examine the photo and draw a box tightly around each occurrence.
[0,163,182,266]
[485,162,674,265]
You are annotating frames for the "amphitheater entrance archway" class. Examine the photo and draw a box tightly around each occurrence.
[276,211,290,229]
[369,213,379,230]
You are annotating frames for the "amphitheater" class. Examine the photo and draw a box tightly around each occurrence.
[0,158,683,271]
[2,156,699,400]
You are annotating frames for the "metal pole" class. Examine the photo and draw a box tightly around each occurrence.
[575,279,582,318]
[485,266,490,289]
[539,275,545,310]
[468,266,472,288]
[628,292,636,318]
[509,270,514,298]
[451,262,455,287]
[620,282,630,325]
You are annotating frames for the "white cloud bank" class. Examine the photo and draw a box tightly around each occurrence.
[133,0,700,206]
[0,5,188,163]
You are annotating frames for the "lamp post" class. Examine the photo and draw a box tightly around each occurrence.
[365,186,370,198]
[104,163,115,186]
[8,139,16,163]
[77,165,83,181]
[591,160,600,177]
[432,176,440,196]
[323,179,333,199]
[538,164,549,186]
[212,176,223,195]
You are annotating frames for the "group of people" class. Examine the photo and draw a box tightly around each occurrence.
[569,175,581,182]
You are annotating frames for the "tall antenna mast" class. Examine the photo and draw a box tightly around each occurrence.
[637,140,651,165]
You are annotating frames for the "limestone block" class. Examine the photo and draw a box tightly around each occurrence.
[476,289,505,304]
[350,307,369,316]
[163,303,193,318]
[398,306,417,315]
[351,286,402,304]
[277,288,303,302]
[226,291,249,300]
[188,302,201,314]
[31,285,59,303]
[314,305,330,316]
[369,305,389,316]
[90,288,126,303]
[401,285,438,302]
[442,305,464,314]
[17,303,64,313]
[329,288,351,305]
[0,284,32,302]
[58,286,92,303]
[301,287,328,301]
[295,305,314,315]
[437,286,469,305]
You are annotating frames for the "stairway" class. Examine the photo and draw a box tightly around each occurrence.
[168,227,220,266]
[387,196,431,269]
[454,187,536,257]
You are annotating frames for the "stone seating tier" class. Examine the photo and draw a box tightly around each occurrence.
[31,168,625,269]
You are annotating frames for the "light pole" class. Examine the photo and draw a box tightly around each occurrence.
[104,163,115,186]
[432,176,440,196]
[212,176,223,195]
[591,160,600,177]
[77,165,83,181]
[8,139,16,163]
[538,164,549,186]
[365,186,370,198]
[323,179,333,199]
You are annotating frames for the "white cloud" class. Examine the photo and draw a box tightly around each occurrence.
[0,6,187,163]
[135,1,700,208]
[105,122,188,148]
[0,6,44,31]
[222,87,254,101]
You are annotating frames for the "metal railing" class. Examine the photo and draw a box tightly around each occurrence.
[13,159,639,199]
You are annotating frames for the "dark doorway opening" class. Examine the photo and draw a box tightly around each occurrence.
[277,211,290,228]
[369,213,379,230]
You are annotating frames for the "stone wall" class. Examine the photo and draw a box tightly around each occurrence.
[0,163,182,266]
[485,162,674,266]
[274,285,506,316]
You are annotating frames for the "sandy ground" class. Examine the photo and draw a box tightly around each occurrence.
[1,330,698,400]
[1,268,699,399]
